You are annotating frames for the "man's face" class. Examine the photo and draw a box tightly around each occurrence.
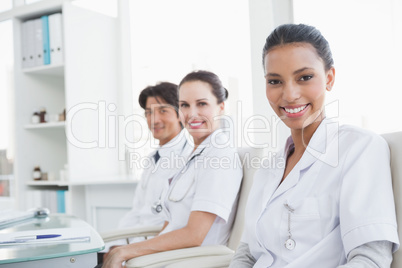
[145,96,181,145]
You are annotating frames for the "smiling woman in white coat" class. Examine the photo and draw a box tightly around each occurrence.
[229,24,400,268]
[102,70,243,268]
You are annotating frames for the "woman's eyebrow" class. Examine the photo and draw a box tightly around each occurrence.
[293,67,313,75]
[265,72,281,78]
[265,67,313,78]
[196,98,208,102]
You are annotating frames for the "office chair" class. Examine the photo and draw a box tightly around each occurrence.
[382,132,402,268]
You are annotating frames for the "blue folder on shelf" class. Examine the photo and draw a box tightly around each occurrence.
[41,15,50,65]
[57,190,66,213]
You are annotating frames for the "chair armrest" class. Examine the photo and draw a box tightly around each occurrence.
[125,245,234,268]
[165,254,234,268]
[100,225,162,243]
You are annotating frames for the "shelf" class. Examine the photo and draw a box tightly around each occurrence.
[12,1,122,226]
[26,180,69,187]
[22,63,64,76]
[24,121,66,129]
[0,0,65,22]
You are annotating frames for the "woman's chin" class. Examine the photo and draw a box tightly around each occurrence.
[187,129,210,142]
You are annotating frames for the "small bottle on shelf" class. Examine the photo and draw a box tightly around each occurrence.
[39,107,47,123]
[59,108,66,121]
[33,166,42,180]
[31,110,40,124]
[59,164,69,181]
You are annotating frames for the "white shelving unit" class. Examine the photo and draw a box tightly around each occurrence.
[24,121,66,129]
[11,0,135,229]
[22,63,64,76]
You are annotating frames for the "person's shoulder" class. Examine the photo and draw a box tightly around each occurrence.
[338,124,388,151]
[204,131,237,155]
[203,143,239,160]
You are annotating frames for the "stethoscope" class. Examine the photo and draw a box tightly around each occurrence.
[151,146,206,214]
[141,140,188,190]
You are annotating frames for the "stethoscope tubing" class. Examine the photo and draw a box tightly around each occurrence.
[151,146,206,214]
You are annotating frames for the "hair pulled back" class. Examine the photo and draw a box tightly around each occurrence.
[179,70,228,104]
[262,24,334,71]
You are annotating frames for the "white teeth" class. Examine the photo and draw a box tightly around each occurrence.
[285,105,307,114]
[190,122,202,127]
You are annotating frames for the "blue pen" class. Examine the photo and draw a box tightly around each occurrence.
[15,234,61,241]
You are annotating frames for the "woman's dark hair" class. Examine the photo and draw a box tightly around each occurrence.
[262,24,334,71]
[178,70,228,104]
[138,82,179,116]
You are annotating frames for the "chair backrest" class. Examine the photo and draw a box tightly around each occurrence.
[227,147,264,250]
[382,132,402,268]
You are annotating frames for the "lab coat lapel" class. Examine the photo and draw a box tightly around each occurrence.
[265,119,339,203]
[260,142,290,207]
[260,167,283,210]
[300,118,340,170]
[269,162,301,201]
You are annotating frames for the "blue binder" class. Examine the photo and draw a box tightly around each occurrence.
[56,190,66,213]
[41,15,50,65]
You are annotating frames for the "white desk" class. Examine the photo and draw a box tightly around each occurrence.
[0,214,104,267]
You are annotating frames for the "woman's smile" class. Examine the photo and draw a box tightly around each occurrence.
[188,120,206,129]
[281,104,310,118]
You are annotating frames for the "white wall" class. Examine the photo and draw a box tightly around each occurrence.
[248,0,293,151]
[294,0,402,134]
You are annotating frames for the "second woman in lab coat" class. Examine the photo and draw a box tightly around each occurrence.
[103,70,242,267]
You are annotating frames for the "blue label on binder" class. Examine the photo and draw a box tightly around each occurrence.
[41,16,50,65]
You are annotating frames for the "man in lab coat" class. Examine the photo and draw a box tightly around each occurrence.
[99,82,192,262]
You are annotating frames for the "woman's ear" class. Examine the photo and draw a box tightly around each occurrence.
[326,67,335,91]
[219,102,225,115]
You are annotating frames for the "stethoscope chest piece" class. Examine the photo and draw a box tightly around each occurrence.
[151,200,163,214]
[285,238,296,250]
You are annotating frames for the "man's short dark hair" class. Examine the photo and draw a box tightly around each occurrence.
[138,82,179,116]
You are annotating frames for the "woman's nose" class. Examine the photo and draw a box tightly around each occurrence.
[282,82,301,102]
[187,106,198,118]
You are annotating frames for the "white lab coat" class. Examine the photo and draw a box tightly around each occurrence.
[160,129,243,246]
[242,119,399,267]
[119,130,193,228]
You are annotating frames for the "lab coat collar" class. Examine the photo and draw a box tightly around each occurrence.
[281,118,339,171]
[265,118,339,203]
[190,128,227,157]
[298,118,340,170]
[157,129,191,159]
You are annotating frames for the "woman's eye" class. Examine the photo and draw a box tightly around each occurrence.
[160,109,167,113]
[145,111,152,116]
[180,103,188,108]
[267,79,281,85]
[300,75,313,81]
[198,102,207,106]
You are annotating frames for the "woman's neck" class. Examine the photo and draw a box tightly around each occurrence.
[192,128,219,152]
[290,118,323,155]
[192,137,206,152]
